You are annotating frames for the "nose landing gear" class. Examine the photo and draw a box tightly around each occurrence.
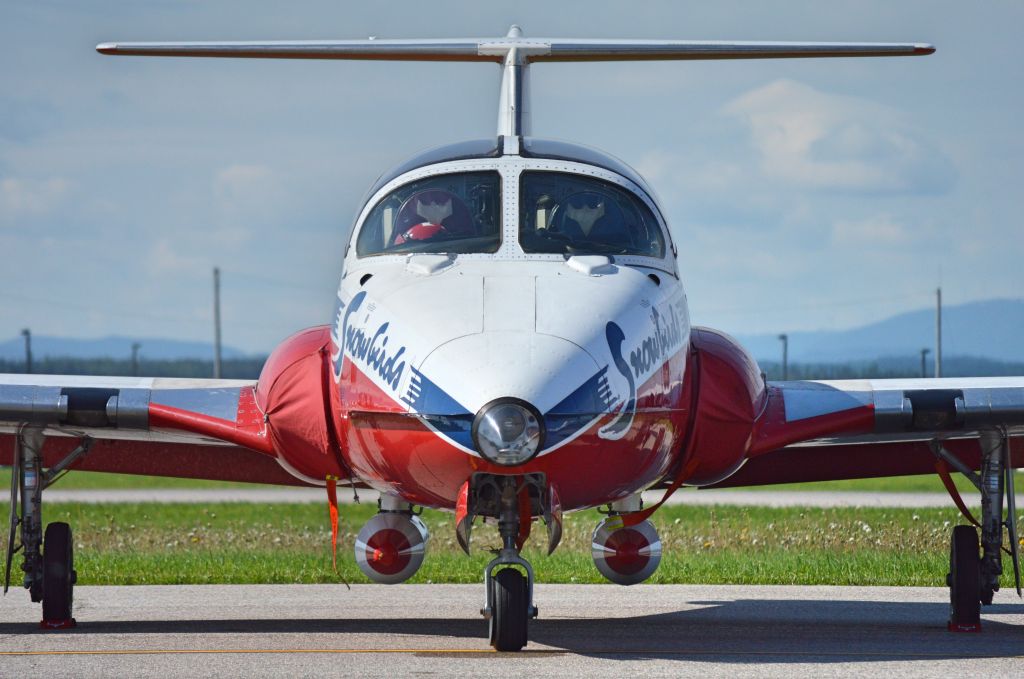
[467,474,546,652]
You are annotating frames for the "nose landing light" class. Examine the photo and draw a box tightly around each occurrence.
[472,398,545,466]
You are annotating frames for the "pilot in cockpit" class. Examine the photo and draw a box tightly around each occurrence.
[391,189,473,245]
[552,191,630,249]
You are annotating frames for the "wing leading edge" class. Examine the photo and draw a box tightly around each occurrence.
[713,377,1024,488]
[0,374,303,485]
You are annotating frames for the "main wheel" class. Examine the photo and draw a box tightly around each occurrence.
[489,568,528,651]
[948,524,981,632]
[42,522,75,626]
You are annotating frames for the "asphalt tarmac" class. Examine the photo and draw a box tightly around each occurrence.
[1,584,1021,677]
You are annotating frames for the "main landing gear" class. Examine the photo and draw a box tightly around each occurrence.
[4,425,93,629]
[932,429,1020,632]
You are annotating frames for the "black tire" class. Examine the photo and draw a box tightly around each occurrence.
[949,524,981,630]
[490,568,528,652]
[42,522,75,623]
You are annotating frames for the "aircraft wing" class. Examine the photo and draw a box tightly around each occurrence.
[0,374,307,486]
[711,377,1024,487]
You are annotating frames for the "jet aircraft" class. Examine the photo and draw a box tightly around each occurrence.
[2,26,1022,651]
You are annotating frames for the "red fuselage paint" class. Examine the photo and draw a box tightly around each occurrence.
[254,323,774,513]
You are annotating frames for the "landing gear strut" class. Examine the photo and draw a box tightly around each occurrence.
[478,476,538,652]
[933,428,1020,632]
[4,425,91,629]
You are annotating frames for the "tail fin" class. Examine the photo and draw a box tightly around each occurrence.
[97,24,934,136]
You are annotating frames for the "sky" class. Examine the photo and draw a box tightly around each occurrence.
[1,1,1022,355]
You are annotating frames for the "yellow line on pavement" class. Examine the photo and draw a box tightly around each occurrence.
[1,648,1021,659]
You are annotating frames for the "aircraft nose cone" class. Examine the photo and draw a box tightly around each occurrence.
[418,331,600,415]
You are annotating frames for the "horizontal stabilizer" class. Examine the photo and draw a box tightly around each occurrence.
[97,25,934,139]
[96,37,934,62]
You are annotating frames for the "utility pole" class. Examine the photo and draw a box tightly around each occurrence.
[213,267,222,379]
[920,348,930,378]
[131,342,141,377]
[778,333,789,381]
[935,287,942,378]
[20,328,32,374]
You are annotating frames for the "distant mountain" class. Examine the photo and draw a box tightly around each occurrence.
[734,299,1024,363]
[5,298,1022,365]
[0,335,249,361]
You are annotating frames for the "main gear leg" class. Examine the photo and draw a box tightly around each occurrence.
[4,425,91,629]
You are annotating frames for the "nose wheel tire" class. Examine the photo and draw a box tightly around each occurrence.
[41,522,76,628]
[948,524,981,632]
[489,568,528,651]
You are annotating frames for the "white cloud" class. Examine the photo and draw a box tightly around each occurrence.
[214,163,274,206]
[210,163,286,244]
[148,238,203,275]
[0,177,69,221]
[726,80,955,194]
[832,214,911,246]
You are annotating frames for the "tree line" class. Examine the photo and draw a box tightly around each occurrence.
[1,354,1022,381]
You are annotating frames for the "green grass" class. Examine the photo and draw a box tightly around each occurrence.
[4,501,1018,587]
[0,467,995,493]
[0,468,267,490]
[730,474,982,494]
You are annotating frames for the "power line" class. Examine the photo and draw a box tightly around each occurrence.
[0,290,278,331]
[0,291,210,325]
[704,290,934,316]
[218,268,329,293]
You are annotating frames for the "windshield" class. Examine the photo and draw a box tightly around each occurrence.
[519,171,665,257]
[356,171,501,257]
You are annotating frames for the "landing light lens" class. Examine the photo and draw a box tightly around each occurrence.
[473,400,543,466]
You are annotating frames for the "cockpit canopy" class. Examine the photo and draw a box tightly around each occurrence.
[355,169,666,259]
[520,172,664,257]
[356,171,502,256]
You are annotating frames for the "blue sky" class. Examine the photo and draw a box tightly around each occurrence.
[1,1,1021,354]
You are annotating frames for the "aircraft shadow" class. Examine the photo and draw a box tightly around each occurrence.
[2,597,1022,664]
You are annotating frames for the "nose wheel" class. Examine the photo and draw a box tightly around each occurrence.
[475,475,539,652]
[488,567,529,651]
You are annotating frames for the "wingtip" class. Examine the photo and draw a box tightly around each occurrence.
[914,43,936,55]
[96,42,117,54]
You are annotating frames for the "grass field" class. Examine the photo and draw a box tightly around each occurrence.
[4,501,1016,588]
[0,467,988,493]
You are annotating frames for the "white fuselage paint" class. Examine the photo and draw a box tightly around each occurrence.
[331,155,691,458]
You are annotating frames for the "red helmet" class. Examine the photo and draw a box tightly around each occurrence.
[393,221,447,245]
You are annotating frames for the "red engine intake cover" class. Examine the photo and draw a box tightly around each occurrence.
[684,327,766,486]
[255,326,346,483]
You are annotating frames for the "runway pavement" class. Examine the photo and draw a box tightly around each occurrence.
[0,584,1021,677]
[38,487,970,508]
